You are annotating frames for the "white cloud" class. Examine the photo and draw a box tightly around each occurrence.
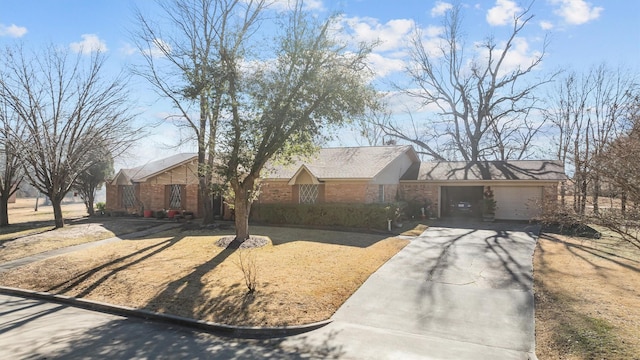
[476,37,542,76]
[366,52,406,78]
[486,0,522,26]
[424,25,444,38]
[69,34,107,54]
[431,1,453,17]
[338,16,414,52]
[119,43,137,56]
[0,23,27,38]
[551,0,603,25]
[539,20,554,30]
[140,38,171,58]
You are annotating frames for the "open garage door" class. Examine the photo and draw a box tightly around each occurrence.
[441,186,484,218]
[493,186,543,220]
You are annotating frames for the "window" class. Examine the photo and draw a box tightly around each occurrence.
[299,184,318,204]
[122,185,135,207]
[378,185,385,203]
[168,184,182,208]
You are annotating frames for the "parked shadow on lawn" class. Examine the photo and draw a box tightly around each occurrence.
[145,241,242,321]
[47,235,186,296]
[540,233,640,274]
[246,225,392,248]
[533,239,632,358]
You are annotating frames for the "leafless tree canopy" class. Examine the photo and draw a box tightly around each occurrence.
[371,4,553,161]
[545,65,638,214]
[0,45,140,228]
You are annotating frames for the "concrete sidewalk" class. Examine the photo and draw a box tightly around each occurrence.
[0,222,181,273]
[281,224,540,359]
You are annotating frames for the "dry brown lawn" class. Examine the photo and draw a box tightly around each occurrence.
[1,199,162,263]
[0,223,410,327]
[534,231,640,359]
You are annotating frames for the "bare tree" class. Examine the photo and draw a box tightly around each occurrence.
[131,0,252,224]
[546,65,638,214]
[378,4,552,161]
[0,96,24,226]
[212,2,376,241]
[0,45,140,228]
[591,95,640,249]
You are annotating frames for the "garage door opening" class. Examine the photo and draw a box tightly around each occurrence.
[441,186,484,218]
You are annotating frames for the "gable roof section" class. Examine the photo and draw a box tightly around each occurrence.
[111,153,198,185]
[401,160,567,181]
[266,145,419,181]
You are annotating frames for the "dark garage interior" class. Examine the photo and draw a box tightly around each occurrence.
[441,186,484,218]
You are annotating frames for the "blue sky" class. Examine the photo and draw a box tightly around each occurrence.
[1,0,638,167]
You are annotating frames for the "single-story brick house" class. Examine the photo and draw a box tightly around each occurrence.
[258,145,420,205]
[106,145,566,221]
[106,153,203,217]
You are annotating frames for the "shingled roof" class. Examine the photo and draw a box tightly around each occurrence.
[401,160,567,181]
[265,145,419,180]
[111,153,198,185]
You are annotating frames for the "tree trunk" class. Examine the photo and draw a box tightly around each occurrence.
[592,174,600,215]
[86,191,95,216]
[199,178,214,224]
[233,185,251,242]
[0,198,8,227]
[52,197,64,228]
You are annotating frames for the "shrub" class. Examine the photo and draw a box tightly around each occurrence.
[251,203,406,230]
[95,202,106,212]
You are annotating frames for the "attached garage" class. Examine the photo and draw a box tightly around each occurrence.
[400,160,567,221]
[493,186,543,220]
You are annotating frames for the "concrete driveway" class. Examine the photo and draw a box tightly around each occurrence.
[282,222,540,359]
[0,222,540,359]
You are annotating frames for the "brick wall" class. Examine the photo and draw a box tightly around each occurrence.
[324,182,368,203]
[259,181,293,203]
[399,183,439,208]
[258,181,404,204]
[105,184,118,211]
[106,182,199,216]
[363,184,399,203]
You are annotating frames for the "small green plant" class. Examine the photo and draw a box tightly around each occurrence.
[95,202,106,212]
[483,187,496,215]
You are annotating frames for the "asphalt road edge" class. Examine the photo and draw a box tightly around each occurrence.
[0,286,331,339]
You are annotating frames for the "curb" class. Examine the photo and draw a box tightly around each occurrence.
[0,286,331,339]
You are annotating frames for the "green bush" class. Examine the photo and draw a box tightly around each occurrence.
[251,203,405,230]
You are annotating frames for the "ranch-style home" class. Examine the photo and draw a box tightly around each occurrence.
[106,145,566,221]
[106,153,206,218]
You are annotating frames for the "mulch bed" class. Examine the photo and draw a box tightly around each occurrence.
[215,235,271,249]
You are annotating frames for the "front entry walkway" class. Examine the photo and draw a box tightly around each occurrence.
[282,223,540,359]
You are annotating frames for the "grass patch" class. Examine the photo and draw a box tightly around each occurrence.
[0,200,165,263]
[534,233,640,359]
[0,225,408,327]
[399,223,428,237]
